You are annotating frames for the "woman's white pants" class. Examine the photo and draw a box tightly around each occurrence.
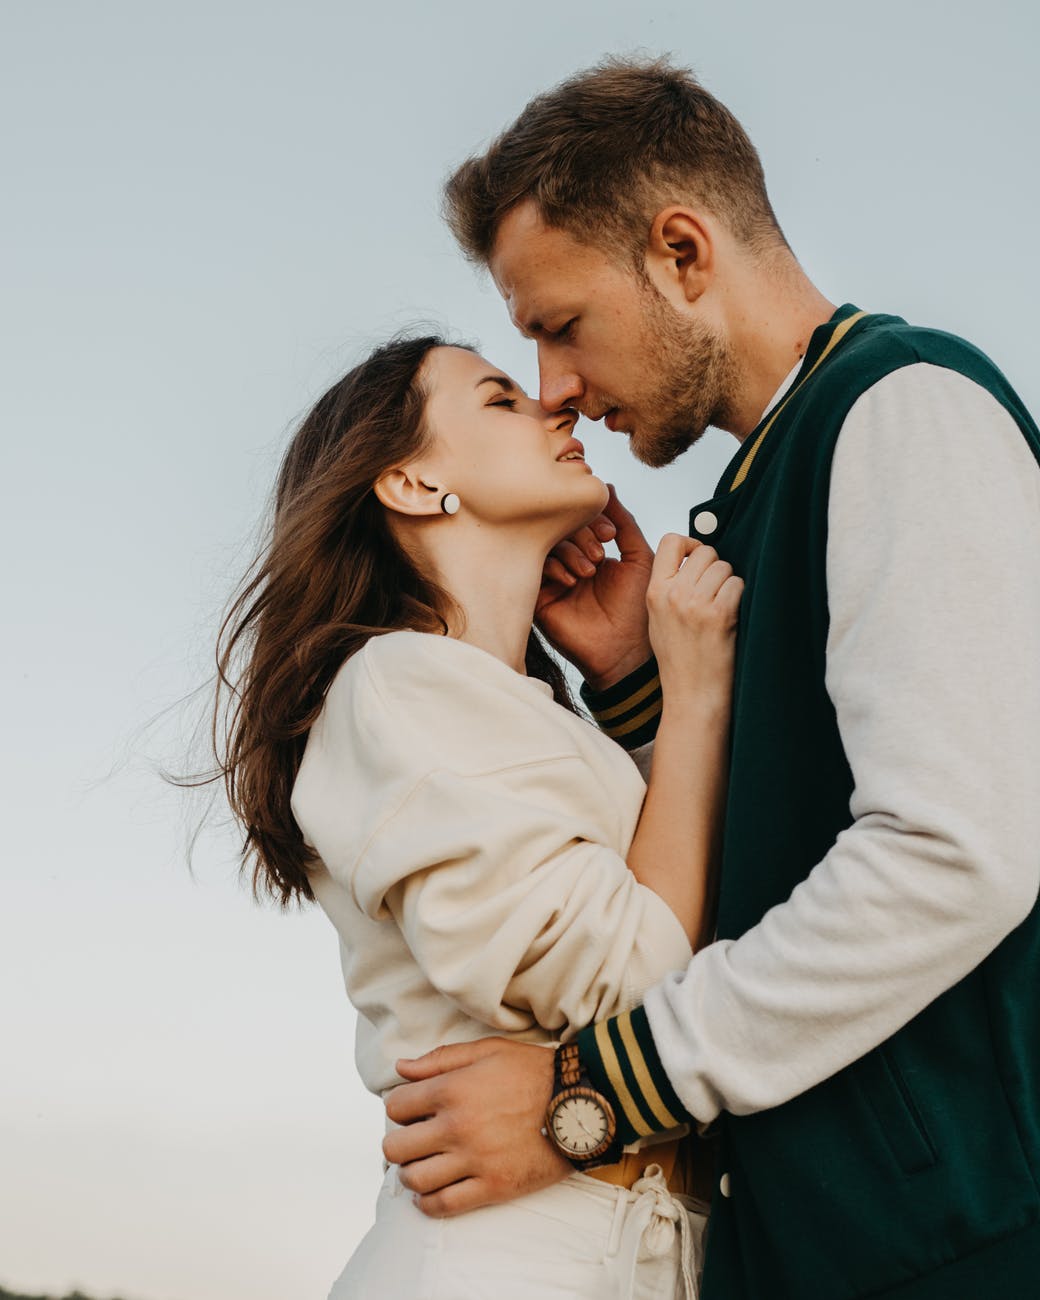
[329,1162,707,1299]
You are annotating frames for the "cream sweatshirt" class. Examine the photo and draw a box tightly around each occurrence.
[291,629,693,1098]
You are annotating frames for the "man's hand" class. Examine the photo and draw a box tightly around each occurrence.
[536,485,654,690]
[382,1038,570,1218]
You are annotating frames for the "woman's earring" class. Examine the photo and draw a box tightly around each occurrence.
[440,492,461,516]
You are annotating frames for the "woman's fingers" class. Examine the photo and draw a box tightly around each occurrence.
[690,557,736,603]
[650,533,702,582]
[649,539,743,620]
[715,573,745,615]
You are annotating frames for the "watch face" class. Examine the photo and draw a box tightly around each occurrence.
[549,1091,613,1158]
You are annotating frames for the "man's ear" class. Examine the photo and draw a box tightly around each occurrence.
[644,207,714,306]
[373,464,443,517]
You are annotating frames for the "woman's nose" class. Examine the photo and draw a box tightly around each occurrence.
[545,406,578,434]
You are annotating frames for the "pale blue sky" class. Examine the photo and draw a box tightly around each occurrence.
[2,2,1038,1297]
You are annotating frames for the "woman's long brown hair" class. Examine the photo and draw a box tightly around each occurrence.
[206,333,575,905]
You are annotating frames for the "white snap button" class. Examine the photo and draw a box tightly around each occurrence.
[719,1172,732,1198]
[693,510,718,535]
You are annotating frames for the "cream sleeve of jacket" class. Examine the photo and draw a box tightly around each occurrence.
[644,364,1040,1122]
[291,630,693,1095]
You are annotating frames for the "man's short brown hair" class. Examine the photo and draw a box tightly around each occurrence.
[443,55,786,267]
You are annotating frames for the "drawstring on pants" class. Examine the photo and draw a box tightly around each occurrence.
[607,1163,700,1299]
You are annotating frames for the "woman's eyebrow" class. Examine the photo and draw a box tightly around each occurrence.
[475,375,516,392]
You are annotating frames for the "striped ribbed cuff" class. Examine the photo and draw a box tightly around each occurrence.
[580,657,662,751]
[575,1005,691,1147]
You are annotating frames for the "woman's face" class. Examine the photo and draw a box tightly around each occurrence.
[419,346,609,542]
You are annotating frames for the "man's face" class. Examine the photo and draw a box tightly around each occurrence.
[489,200,736,467]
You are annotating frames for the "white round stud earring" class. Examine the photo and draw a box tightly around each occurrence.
[440,492,461,516]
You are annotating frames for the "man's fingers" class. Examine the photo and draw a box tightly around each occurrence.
[569,524,606,566]
[541,555,577,588]
[386,1040,566,1220]
[382,1116,445,1165]
[394,1039,503,1081]
[412,1177,490,1220]
[604,484,653,562]
[549,538,598,579]
[591,514,616,543]
[396,1153,471,1197]
[385,1079,441,1126]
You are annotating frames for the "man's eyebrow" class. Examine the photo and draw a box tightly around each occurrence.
[475,375,517,391]
[506,303,542,339]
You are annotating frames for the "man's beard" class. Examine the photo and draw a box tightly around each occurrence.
[627,289,738,469]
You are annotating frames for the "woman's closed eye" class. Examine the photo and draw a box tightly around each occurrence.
[489,397,518,410]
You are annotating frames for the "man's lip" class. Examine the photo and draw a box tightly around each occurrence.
[604,409,620,431]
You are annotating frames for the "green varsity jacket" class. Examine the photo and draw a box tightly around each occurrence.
[578,305,1040,1299]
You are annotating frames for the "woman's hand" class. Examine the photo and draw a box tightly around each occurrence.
[647,534,744,707]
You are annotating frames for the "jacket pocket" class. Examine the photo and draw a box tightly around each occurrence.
[855,1043,937,1175]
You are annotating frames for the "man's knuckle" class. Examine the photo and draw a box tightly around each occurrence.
[406,1166,433,1195]
[421,1191,449,1219]
[420,1076,443,1107]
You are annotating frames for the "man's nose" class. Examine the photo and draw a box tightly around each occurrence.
[538,351,584,412]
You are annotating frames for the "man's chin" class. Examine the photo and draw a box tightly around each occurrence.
[629,424,700,469]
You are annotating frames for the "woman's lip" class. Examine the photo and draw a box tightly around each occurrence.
[556,437,586,462]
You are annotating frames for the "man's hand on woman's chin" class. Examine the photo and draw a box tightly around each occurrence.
[535,484,654,689]
[382,1038,570,1218]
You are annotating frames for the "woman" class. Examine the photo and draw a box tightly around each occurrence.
[213,333,741,1298]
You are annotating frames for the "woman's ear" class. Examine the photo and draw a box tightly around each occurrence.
[373,464,443,517]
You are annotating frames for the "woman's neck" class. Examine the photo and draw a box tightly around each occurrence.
[426,524,549,674]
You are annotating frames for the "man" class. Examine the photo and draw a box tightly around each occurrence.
[383,57,1040,1298]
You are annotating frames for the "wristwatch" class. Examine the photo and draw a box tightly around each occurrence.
[544,1042,618,1167]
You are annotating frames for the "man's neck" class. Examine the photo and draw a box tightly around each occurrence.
[724,273,837,441]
